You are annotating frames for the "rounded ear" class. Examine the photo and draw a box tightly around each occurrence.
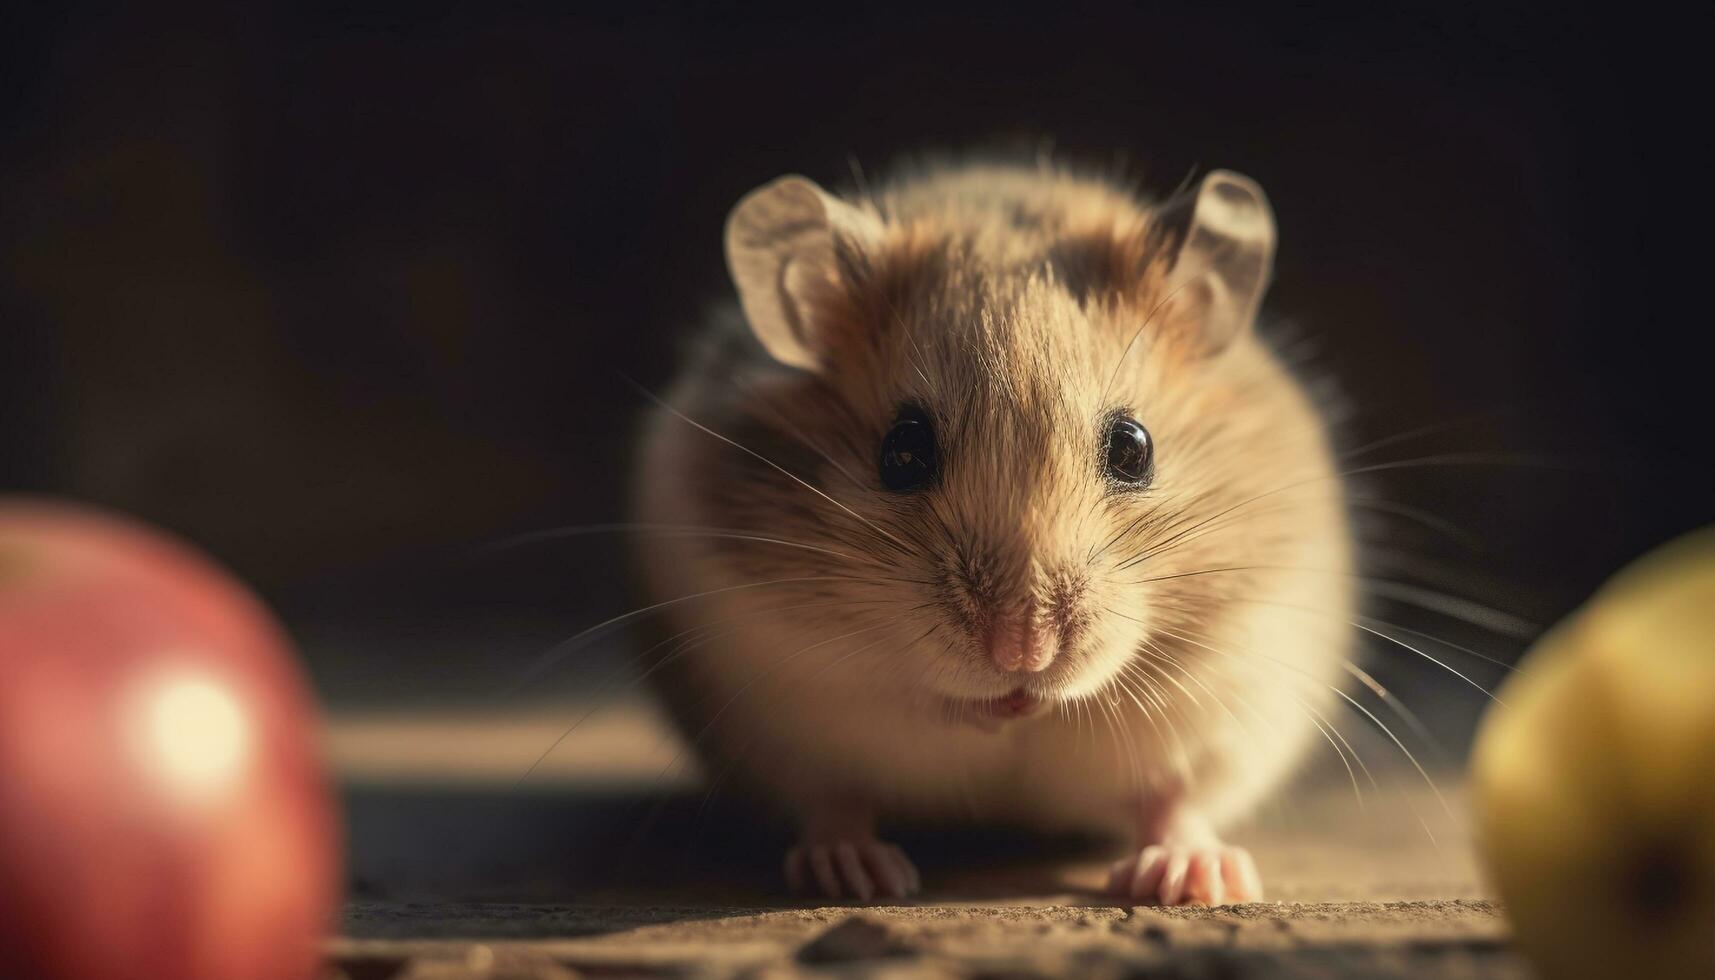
[1157,170,1277,353]
[724,175,880,371]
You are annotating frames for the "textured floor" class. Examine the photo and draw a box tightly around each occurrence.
[329,901,1517,979]
[321,704,1523,979]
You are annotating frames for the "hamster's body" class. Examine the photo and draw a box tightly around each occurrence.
[634,162,1354,904]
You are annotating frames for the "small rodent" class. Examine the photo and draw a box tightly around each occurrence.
[632,160,1354,905]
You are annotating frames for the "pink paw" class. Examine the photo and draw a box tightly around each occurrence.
[1105,843,1262,906]
[785,838,921,901]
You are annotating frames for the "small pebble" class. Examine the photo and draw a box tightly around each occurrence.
[797,915,919,963]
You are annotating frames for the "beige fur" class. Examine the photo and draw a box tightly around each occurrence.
[633,162,1353,841]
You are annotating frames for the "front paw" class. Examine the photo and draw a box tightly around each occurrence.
[1105,843,1262,906]
[785,838,921,901]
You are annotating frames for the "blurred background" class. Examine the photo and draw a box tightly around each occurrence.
[2,3,1709,878]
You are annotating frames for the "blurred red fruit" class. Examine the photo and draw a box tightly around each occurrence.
[0,500,339,980]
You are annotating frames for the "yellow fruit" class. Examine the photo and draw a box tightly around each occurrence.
[1472,527,1715,980]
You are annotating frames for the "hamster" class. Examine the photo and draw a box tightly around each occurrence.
[631,160,1355,905]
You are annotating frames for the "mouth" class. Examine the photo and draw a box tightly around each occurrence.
[945,686,1049,732]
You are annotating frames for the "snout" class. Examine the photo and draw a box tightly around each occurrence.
[946,544,1089,677]
[985,600,1059,673]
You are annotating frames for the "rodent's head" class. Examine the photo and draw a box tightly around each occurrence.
[703,166,1340,724]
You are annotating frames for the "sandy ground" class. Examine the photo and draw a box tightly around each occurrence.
[321,702,1526,979]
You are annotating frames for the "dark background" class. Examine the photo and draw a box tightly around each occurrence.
[3,3,1708,725]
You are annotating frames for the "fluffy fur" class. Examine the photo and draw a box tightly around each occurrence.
[632,162,1354,876]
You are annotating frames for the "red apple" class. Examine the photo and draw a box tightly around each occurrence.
[0,499,339,980]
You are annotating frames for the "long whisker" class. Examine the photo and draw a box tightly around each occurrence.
[664,620,904,782]
[1155,623,1448,841]
[623,375,916,557]
[1336,409,1537,462]
[1328,685,1453,832]
[1340,661,1453,769]
[1101,282,1193,405]
[731,373,871,492]
[481,521,878,567]
[687,621,937,807]
[1146,584,1511,702]
[1352,612,1521,674]
[510,575,885,691]
[1360,580,1537,640]
[1348,619,1504,705]
[1147,621,1375,809]
[1118,451,1587,581]
[1098,485,1480,573]
[1137,621,1352,808]
[1095,485,1483,555]
[512,595,896,785]
[632,619,928,859]
[1297,695,1376,812]
[1098,673,1151,786]
[1116,662,1194,776]
[1122,561,1538,640]
[1097,669,1159,764]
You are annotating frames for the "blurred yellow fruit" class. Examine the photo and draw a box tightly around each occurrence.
[1473,527,1715,980]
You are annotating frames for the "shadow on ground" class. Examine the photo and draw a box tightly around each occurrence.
[345,784,1116,925]
[332,779,1520,978]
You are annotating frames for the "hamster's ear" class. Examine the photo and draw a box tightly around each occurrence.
[725,175,881,371]
[1156,170,1276,353]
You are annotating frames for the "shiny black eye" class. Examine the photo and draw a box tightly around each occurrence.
[1104,416,1153,486]
[880,406,939,493]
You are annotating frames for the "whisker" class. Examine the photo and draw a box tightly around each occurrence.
[1155,623,1447,842]
[1095,675,1144,786]
[1147,584,1513,701]
[1348,619,1504,705]
[731,373,871,492]
[1116,663,1194,777]
[510,575,889,692]
[1326,686,1453,834]
[481,521,878,567]
[1340,661,1453,769]
[1360,579,1537,640]
[1343,450,1595,477]
[1336,409,1535,462]
[1148,622,1374,810]
[1099,674,1152,786]
[664,620,903,783]
[1352,612,1520,674]
[1101,282,1193,406]
[512,595,897,785]
[622,375,917,557]
[1116,450,1589,581]
[1299,697,1375,813]
[689,621,937,809]
[1122,561,1538,640]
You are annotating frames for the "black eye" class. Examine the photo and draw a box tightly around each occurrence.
[880,406,939,493]
[1105,416,1153,486]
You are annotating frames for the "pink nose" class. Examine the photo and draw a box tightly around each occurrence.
[988,614,1056,673]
